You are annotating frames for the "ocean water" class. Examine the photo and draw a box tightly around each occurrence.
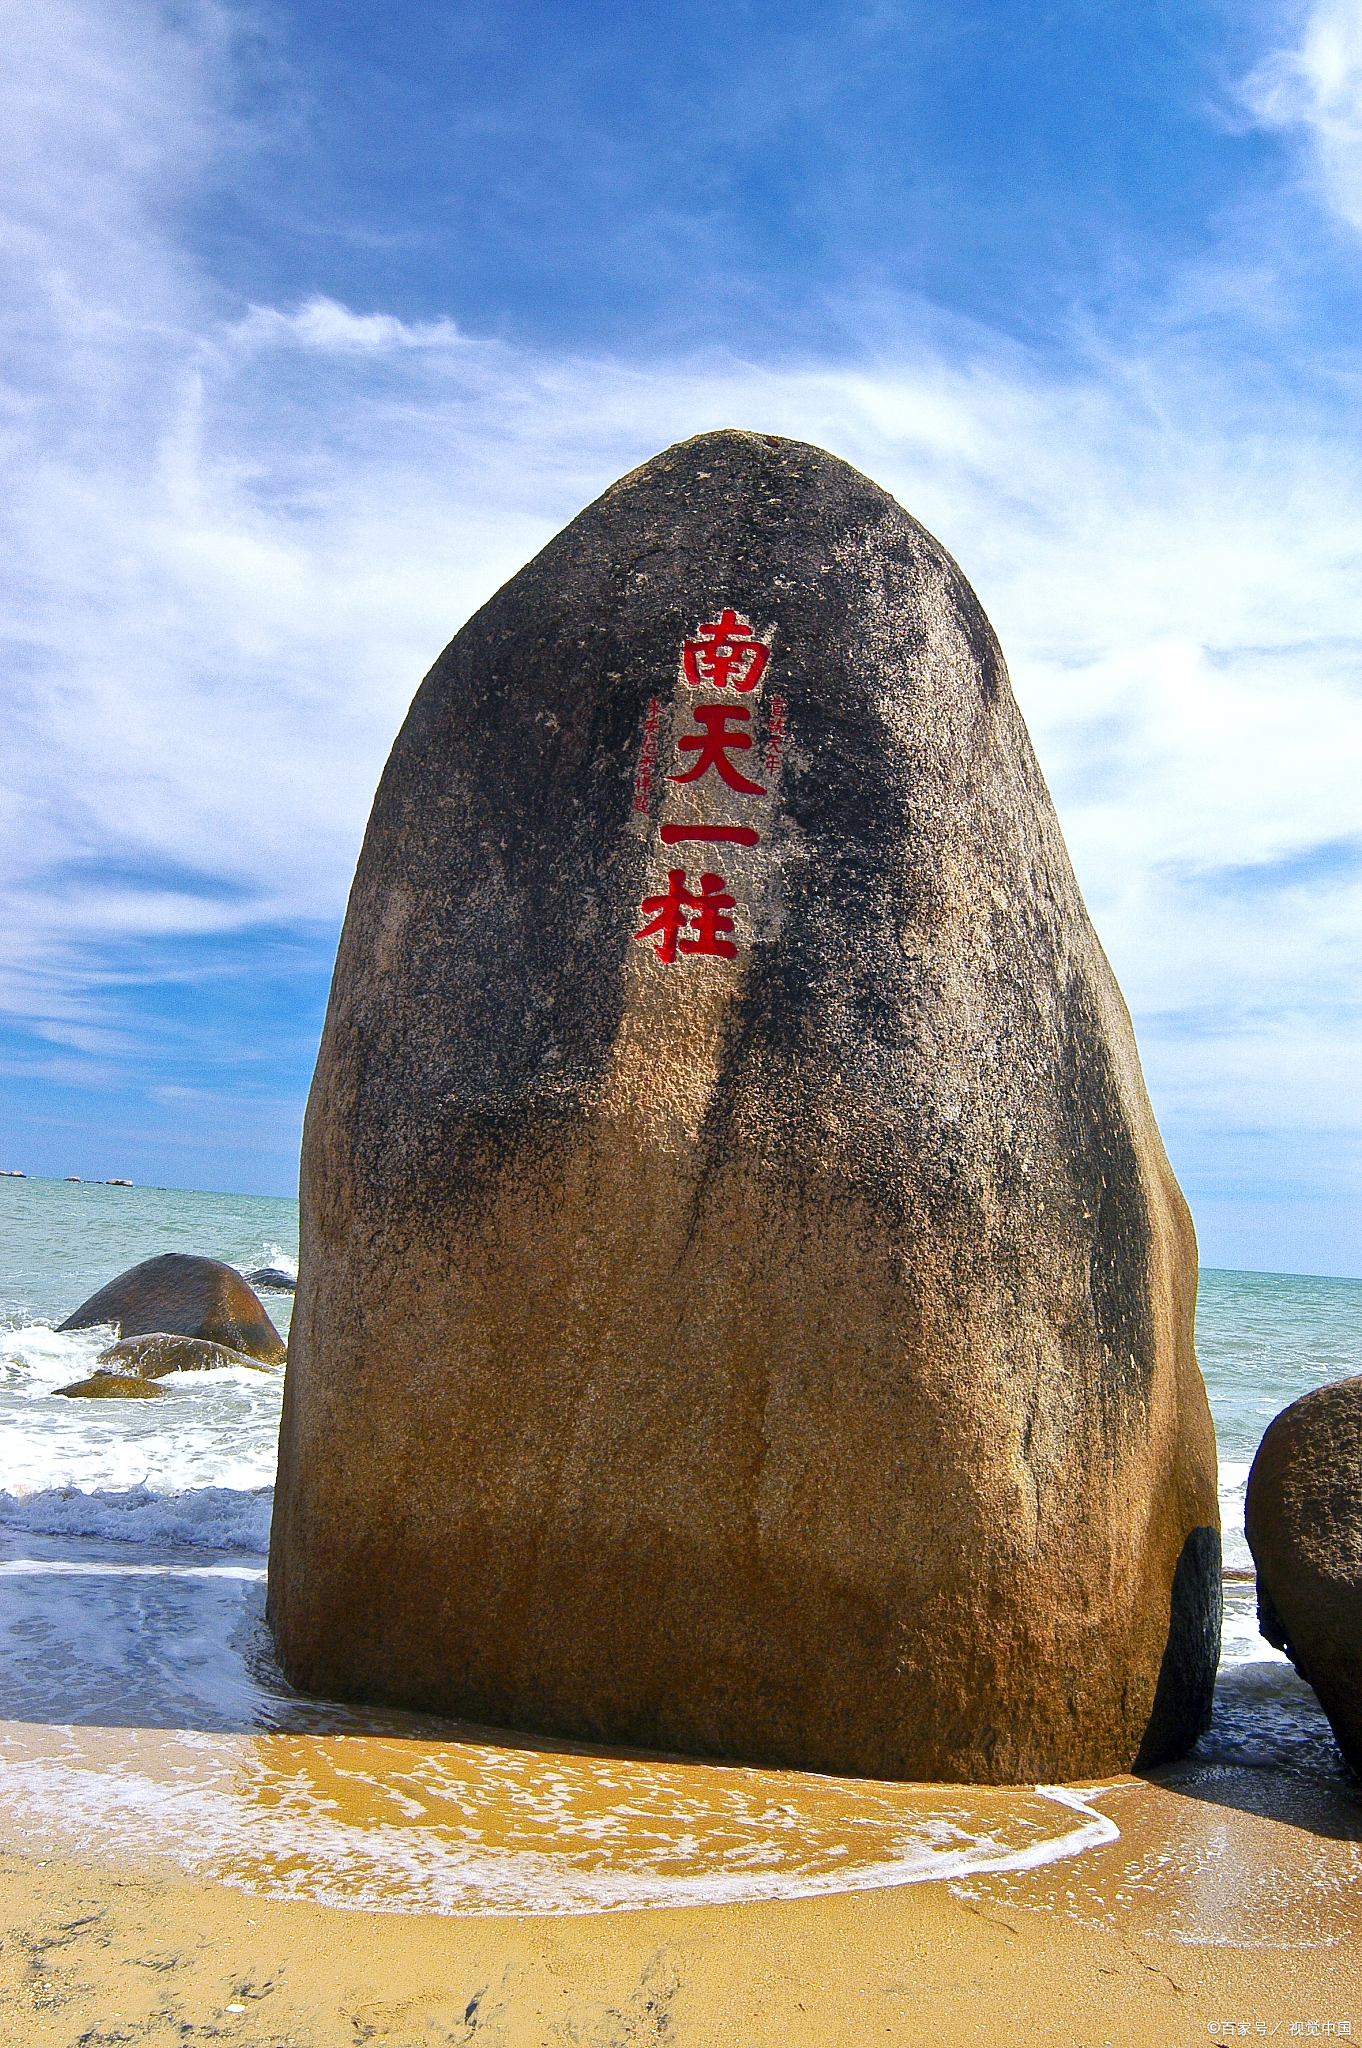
[0,1174,1358,1916]
[0,1179,294,1546]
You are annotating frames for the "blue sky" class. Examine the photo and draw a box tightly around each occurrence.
[3,0,1362,1275]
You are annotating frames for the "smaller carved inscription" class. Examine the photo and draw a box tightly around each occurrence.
[632,695,664,815]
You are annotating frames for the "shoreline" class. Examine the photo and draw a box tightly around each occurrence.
[2,1532,1359,2037]
[1,1690,1360,2044]
[2,1760,1358,2046]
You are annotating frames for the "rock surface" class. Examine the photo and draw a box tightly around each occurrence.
[1246,1375,1362,1772]
[60,1254,285,1364]
[247,1267,297,1293]
[56,1374,163,1399]
[270,429,1219,1782]
[97,1332,272,1377]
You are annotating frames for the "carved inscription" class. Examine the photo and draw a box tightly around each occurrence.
[631,609,784,964]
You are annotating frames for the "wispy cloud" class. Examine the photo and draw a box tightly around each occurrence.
[3,0,1362,1258]
[1242,0,1362,231]
[230,297,469,354]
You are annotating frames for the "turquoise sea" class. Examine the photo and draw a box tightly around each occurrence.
[0,1174,1357,1911]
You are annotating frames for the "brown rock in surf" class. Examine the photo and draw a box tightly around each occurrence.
[1246,1374,1362,1773]
[97,1332,273,1377]
[60,1254,285,1364]
[269,429,1219,1782]
[56,1373,164,1399]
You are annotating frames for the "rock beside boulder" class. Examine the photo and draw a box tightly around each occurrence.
[1246,1374,1362,1772]
[60,1254,285,1364]
[247,1266,297,1293]
[57,1374,163,1399]
[97,1332,272,1378]
[270,427,1219,1783]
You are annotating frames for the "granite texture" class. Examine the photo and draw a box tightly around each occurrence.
[1247,1374,1362,1773]
[269,429,1218,1781]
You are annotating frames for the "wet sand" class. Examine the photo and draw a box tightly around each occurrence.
[1,1731,1360,2045]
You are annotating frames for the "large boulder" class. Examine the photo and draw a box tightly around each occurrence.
[1246,1375,1362,1772]
[60,1254,285,1364]
[269,429,1219,1782]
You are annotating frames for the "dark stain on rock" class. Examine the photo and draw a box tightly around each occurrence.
[1134,1525,1222,1767]
[1054,979,1157,1447]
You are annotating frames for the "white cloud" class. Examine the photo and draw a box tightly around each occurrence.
[230,297,469,355]
[1242,0,1362,231]
[4,0,1362,1257]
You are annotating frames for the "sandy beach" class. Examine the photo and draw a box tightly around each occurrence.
[2,1729,1360,2046]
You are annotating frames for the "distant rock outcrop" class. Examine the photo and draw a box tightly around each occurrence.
[1246,1374,1362,1772]
[60,1254,285,1364]
[269,428,1219,1783]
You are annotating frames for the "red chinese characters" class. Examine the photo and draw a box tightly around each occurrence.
[631,696,664,815]
[762,694,786,779]
[681,609,770,693]
[634,870,737,962]
[634,606,782,965]
[670,703,766,796]
[659,823,759,847]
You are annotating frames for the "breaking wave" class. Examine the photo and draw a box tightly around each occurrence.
[0,1481,272,1552]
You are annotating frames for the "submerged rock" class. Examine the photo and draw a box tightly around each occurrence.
[57,1373,163,1399]
[270,428,1219,1782]
[247,1266,297,1293]
[60,1253,285,1364]
[97,1332,272,1378]
[1246,1374,1362,1772]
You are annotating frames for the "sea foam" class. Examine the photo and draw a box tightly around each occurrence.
[0,1317,283,1516]
[0,1481,272,1552]
[0,1730,1123,1916]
